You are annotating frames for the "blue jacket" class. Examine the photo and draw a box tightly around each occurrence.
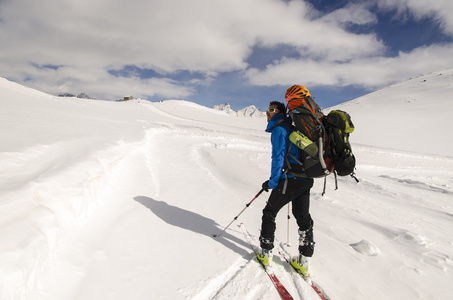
[266,114,301,189]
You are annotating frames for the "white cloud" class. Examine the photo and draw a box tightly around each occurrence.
[0,60,193,99]
[0,0,452,99]
[375,0,453,35]
[320,3,378,27]
[0,0,383,71]
[245,43,453,88]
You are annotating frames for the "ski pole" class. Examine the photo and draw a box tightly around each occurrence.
[213,189,265,238]
[286,203,292,247]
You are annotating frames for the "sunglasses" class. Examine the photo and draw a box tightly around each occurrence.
[267,108,279,113]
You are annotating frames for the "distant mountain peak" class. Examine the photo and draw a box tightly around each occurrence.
[213,102,265,117]
[213,103,234,113]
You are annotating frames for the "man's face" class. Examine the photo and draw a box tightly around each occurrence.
[266,104,279,122]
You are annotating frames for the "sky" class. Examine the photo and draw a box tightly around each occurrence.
[1,0,453,110]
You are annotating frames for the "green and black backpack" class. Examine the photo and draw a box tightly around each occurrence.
[325,110,357,178]
[282,99,358,193]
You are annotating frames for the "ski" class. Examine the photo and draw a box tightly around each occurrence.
[239,223,294,300]
[276,243,331,300]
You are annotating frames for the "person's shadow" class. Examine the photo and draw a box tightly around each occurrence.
[134,196,250,255]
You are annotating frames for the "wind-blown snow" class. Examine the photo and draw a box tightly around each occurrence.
[0,70,452,300]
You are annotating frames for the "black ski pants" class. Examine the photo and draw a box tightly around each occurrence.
[260,177,314,250]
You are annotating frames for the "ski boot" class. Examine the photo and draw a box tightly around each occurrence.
[257,248,273,267]
[293,224,314,276]
[291,254,311,277]
[298,224,315,257]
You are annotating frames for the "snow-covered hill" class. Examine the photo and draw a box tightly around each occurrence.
[327,69,453,157]
[0,72,452,300]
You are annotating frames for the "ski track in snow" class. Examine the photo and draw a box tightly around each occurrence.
[0,101,273,299]
[4,100,320,300]
[2,90,453,299]
[185,227,320,300]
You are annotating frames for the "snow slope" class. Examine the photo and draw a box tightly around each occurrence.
[0,70,453,300]
[326,69,453,157]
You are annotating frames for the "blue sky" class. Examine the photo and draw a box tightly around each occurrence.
[1,0,453,111]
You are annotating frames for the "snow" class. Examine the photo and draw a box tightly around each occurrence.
[1,69,453,300]
[213,102,266,118]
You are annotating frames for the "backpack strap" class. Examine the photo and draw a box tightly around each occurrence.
[316,136,330,175]
[272,118,293,131]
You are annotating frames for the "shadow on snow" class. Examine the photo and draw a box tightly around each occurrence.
[134,196,250,255]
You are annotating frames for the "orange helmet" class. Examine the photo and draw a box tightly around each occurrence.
[285,85,310,102]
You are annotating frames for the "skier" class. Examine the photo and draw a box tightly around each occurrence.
[258,100,315,276]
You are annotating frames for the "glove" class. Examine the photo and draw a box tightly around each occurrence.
[262,180,270,192]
